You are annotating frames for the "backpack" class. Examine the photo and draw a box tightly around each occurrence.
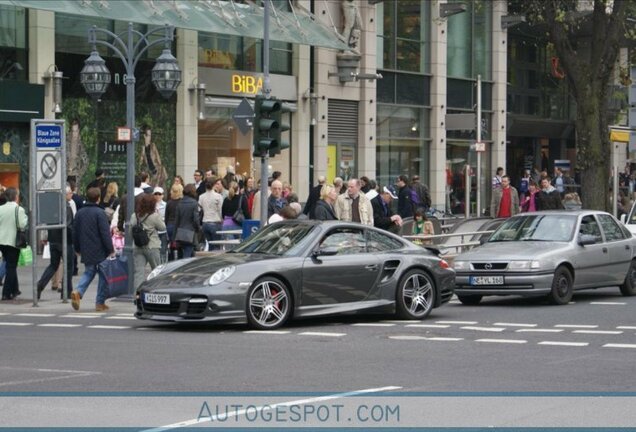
[132,215,150,247]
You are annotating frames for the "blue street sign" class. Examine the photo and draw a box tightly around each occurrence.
[242,219,260,240]
[35,124,63,148]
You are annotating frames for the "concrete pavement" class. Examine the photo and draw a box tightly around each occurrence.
[0,256,136,315]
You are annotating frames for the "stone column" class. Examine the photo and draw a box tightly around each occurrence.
[292,44,311,202]
[175,28,199,179]
[28,9,55,119]
[491,0,508,174]
[357,1,377,180]
[429,0,448,211]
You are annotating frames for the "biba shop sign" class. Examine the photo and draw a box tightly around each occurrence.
[231,74,263,95]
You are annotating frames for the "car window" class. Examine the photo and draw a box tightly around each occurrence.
[579,215,603,242]
[320,228,366,255]
[489,215,575,242]
[597,214,626,241]
[367,229,404,252]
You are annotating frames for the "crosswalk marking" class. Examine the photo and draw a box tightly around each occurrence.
[516,328,563,333]
[603,343,636,349]
[436,320,478,325]
[86,325,131,330]
[555,324,598,329]
[59,315,101,319]
[590,302,626,305]
[0,322,33,326]
[572,330,623,335]
[616,326,636,330]
[299,332,346,337]
[15,313,56,317]
[351,323,395,327]
[105,316,138,320]
[243,330,291,334]
[539,341,589,347]
[493,322,537,327]
[405,324,450,329]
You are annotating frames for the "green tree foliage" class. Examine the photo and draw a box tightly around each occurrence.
[510,0,631,210]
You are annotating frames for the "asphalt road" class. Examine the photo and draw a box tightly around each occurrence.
[1,286,635,394]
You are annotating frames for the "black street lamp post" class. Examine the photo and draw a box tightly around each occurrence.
[80,22,181,295]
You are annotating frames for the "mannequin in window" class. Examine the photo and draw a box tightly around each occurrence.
[139,125,168,189]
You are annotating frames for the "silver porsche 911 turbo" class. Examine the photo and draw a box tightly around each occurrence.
[135,220,455,329]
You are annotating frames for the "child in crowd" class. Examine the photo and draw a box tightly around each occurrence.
[412,208,434,245]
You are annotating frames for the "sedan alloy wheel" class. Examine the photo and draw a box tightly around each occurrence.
[247,277,291,329]
[396,269,436,319]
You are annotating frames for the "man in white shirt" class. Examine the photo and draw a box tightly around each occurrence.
[199,179,223,250]
[154,187,168,262]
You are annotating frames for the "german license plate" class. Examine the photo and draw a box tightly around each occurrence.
[144,293,170,304]
[470,276,504,285]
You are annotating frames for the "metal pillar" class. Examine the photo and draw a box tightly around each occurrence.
[260,0,272,227]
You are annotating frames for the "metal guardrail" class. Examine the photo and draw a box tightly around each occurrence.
[403,230,495,256]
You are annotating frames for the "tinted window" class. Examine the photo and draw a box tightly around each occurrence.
[597,214,625,241]
[367,229,404,252]
[320,228,366,255]
[579,215,603,242]
[489,215,575,242]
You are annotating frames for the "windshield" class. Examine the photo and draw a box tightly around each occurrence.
[232,222,316,256]
[488,215,576,242]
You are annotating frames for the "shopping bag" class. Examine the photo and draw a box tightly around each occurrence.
[112,233,125,254]
[98,255,129,298]
[42,243,51,260]
[18,247,33,267]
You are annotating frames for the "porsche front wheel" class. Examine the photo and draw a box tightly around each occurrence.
[246,277,291,330]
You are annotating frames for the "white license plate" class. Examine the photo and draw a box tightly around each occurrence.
[144,293,170,304]
[470,276,504,285]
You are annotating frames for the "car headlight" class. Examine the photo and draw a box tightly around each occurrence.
[208,266,236,285]
[508,260,541,270]
[453,261,469,270]
[147,264,166,281]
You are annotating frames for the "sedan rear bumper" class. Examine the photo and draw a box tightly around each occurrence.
[454,271,554,297]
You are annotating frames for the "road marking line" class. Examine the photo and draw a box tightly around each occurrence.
[554,324,598,328]
[141,386,403,432]
[299,332,346,337]
[0,313,10,316]
[389,335,427,341]
[590,302,626,305]
[516,328,563,333]
[603,343,636,349]
[380,320,421,324]
[116,313,134,317]
[59,315,101,319]
[86,325,131,330]
[436,320,478,325]
[426,337,464,341]
[105,316,138,320]
[538,341,589,347]
[0,322,33,326]
[572,330,623,335]
[37,323,83,328]
[389,335,463,341]
[476,338,527,344]
[405,324,450,328]
[15,313,56,317]
[494,322,537,327]
[351,323,395,327]
[617,326,636,330]
[0,367,99,388]
[461,326,506,332]
[448,300,461,304]
[242,330,291,334]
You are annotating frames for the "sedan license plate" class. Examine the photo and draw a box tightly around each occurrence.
[470,276,504,285]
[144,293,170,304]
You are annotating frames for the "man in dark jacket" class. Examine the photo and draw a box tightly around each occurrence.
[396,175,414,218]
[372,187,403,233]
[71,187,115,312]
[37,187,75,299]
[536,177,565,210]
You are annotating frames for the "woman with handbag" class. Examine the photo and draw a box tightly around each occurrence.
[130,193,166,289]
[221,181,250,237]
[0,187,28,300]
[174,184,201,258]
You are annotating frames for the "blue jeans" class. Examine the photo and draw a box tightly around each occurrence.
[0,259,5,281]
[75,263,107,305]
[203,222,222,250]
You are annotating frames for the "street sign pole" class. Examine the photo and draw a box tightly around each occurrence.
[260,0,271,227]
[476,74,482,217]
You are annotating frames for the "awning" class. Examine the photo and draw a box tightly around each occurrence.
[0,0,348,50]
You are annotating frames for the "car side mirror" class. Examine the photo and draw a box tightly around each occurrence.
[313,246,339,257]
[620,214,627,224]
[578,234,597,246]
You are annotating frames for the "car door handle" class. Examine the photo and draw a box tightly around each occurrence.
[365,264,378,271]
[602,247,608,253]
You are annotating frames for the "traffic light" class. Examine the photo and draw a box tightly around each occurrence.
[252,95,291,158]
[253,95,280,158]
[269,100,291,157]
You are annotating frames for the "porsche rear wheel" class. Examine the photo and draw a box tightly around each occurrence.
[246,277,291,330]
[396,269,436,320]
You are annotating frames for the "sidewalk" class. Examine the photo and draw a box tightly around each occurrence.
[0,258,136,315]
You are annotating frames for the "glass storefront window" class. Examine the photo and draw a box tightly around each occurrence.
[376,0,429,74]
[0,5,27,81]
[198,32,291,74]
[376,105,430,188]
[446,140,490,216]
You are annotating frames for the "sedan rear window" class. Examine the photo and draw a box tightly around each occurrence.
[489,215,576,242]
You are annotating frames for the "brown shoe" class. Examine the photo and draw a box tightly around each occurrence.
[70,291,81,311]
[95,304,110,312]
